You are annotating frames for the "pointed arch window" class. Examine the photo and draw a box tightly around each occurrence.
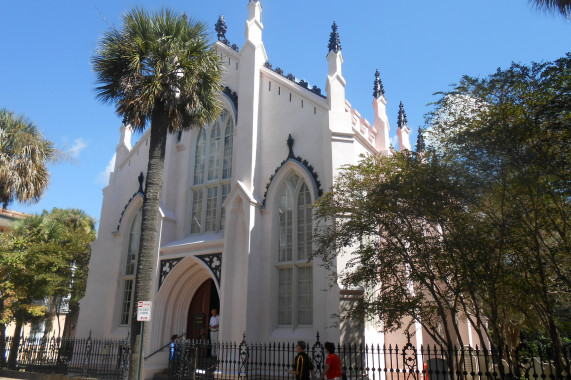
[191,109,234,234]
[277,173,313,326]
[120,208,142,325]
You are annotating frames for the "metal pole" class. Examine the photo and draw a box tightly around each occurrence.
[137,322,144,380]
[193,345,198,380]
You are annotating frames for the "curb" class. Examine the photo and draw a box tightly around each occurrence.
[0,369,97,380]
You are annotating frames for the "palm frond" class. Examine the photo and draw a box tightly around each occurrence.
[530,0,571,16]
[0,108,57,208]
[92,7,223,133]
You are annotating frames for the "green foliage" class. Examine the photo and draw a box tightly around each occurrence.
[314,54,570,355]
[429,53,570,357]
[0,109,59,209]
[92,7,223,133]
[0,208,95,327]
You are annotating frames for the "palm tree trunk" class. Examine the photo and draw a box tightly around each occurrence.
[129,106,169,380]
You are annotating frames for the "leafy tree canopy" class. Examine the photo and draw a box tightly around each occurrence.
[314,53,570,362]
[0,208,95,327]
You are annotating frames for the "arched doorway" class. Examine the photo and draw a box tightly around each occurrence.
[186,279,219,340]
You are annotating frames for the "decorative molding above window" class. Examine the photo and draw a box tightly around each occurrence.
[114,172,145,233]
[222,86,238,116]
[262,134,323,207]
[158,253,222,291]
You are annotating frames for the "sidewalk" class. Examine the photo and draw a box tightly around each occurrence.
[0,370,96,380]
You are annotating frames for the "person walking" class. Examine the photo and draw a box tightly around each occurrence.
[168,334,181,376]
[286,341,315,380]
[319,342,342,380]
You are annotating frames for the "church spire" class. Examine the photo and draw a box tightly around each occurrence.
[373,69,385,99]
[328,21,342,54]
[397,101,408,129]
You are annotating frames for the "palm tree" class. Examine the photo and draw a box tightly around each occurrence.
[0,108,57,210]
[92,8,223,378]
[530,0,571,16]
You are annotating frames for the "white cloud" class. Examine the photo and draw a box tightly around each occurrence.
[389,135,399,149]
[96,153,116,186]
[67,138,88,158]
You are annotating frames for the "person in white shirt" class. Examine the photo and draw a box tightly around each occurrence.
[209,308,220,357]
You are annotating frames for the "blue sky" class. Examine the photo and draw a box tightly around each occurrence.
[2,0,569,225]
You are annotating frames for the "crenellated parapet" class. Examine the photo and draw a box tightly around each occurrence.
[348,104,378,148]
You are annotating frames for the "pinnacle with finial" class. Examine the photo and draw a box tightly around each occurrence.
[416,128,425,152]
[398,101,408,129]
[373,69,385,99]
[215,15,228,42]
[328,21,342,54]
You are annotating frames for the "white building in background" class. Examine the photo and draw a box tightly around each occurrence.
[77,0,464,375]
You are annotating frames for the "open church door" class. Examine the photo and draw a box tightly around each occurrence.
[186,278,219,340]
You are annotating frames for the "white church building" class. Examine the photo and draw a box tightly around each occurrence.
[76,0,458,373]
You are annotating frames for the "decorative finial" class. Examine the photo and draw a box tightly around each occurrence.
[328,21,342,54]
[138,172,145,193]
[397,101,408,129]
[215,15,228,43]
[416,128,425,152]
[373,69,385,99]
[287,134,294,158]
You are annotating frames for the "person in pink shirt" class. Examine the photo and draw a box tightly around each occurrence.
[320,342,343,380]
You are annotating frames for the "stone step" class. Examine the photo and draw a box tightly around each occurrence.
[151,369,169,380]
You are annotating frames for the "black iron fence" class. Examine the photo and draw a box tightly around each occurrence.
[2,333,129,379]
[170,334,571,380]
[3,332,570,380]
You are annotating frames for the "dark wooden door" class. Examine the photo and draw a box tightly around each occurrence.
[187,280,211,340]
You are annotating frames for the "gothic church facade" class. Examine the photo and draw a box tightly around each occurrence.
[76,0,430,373]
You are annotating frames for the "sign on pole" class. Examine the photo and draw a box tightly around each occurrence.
[137,301,152,321]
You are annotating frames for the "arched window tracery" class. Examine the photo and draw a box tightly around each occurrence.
[276,173,313,327]
[191,109,234,234]
[120,208,141,325]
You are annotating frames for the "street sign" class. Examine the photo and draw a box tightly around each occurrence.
[137,301,152,321]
